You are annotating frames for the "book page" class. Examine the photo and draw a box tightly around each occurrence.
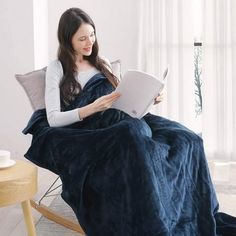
[112,69,166,118]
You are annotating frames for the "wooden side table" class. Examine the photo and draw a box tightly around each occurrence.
[0,160,38,236]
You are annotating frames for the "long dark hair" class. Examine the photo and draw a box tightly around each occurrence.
[57,7,118,107]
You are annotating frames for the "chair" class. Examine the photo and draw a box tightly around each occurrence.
[15,60,122,234]
[30,176,85,234]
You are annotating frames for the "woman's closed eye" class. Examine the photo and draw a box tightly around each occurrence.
[79,32,95,41]
[79,36,87,41]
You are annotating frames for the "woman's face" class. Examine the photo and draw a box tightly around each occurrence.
[71,23,96,58]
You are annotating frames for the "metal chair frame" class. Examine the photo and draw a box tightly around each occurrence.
[30,176,85,234]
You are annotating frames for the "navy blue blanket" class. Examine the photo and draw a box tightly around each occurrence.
[23,73,236,236]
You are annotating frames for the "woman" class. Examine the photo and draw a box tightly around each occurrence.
[45,7,162,127]
[23,7,236,236]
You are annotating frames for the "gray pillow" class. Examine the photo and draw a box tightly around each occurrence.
[15,60,121,111]
[15,67,47,111]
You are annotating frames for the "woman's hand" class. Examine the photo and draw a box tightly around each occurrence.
[154,89,165,105]
[92,92,121,112]
[78,92,121,119]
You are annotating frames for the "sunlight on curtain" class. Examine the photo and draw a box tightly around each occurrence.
[202,0,236,161]
[137,0,197,131]
[193,0,202,42]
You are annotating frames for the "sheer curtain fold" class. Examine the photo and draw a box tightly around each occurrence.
[138,0,236,161]
[137,0,196,130]
[202,0,236,161]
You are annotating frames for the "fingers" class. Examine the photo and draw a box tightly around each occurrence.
[156,94,164,101]
[154,93,164,105]
[107,92,121,104]
[101,92,120,104]
[93,92,121,112]
[106,92,121,100]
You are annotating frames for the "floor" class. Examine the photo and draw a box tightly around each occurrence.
[0,159,235,236]
[208,161,236,216]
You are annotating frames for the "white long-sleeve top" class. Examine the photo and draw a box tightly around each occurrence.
[45,60,100,127]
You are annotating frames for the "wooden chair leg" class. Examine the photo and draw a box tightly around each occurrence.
[30,200,85,234]
[21,200,36,236]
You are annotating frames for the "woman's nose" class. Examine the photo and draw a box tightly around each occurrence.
[87,38,92,45]
[86,37,93,45]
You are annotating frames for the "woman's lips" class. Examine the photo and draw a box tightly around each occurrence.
[83,47,92,52]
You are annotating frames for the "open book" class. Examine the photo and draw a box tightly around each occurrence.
[111,67,168,118]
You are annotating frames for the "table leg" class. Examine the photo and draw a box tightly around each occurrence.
[21,200,36,236]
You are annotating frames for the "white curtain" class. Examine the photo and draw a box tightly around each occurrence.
[137,0,197,131]
[202,0,236,161]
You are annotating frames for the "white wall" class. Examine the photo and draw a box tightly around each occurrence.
[0,0,139,159]
[48,0,139,72]
[33,0,48,69]
[0,0,34,158]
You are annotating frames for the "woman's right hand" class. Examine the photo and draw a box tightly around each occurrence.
[78,92,121,119]
[92,92,121,112]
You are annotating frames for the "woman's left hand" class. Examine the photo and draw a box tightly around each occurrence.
[154,89,165,105]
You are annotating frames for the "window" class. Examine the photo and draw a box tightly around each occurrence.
[193,0,203,134]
